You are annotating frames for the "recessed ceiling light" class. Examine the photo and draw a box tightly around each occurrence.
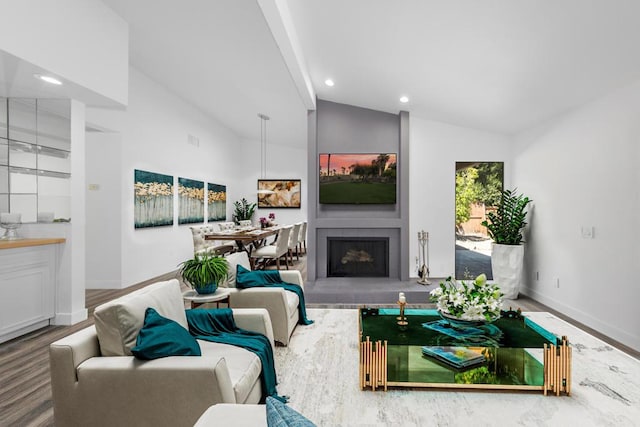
[324,79,335,87]
[399,96,409,103]
[34,74,62,85]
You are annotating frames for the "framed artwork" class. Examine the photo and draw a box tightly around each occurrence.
[207,183,227,221]
[257,179,301,208]
[134,169,174,228]
[178,177,204,224]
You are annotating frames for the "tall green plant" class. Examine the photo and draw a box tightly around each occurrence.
[232,198,256,223]
[481,189,531,245]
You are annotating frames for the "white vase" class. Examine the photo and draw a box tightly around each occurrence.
[491,243,524,299]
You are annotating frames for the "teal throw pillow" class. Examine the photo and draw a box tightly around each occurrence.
[266,396,316,427]
[131,307,201,360]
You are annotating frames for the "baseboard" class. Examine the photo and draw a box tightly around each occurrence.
[521,287,640,353]
[0,320,50,344]
[53,308,88,326]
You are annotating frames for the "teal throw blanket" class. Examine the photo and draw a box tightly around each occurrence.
[236,265,314,325]
[185,308,286,403]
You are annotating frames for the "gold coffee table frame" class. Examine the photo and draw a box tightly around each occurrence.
[358,311,571,396]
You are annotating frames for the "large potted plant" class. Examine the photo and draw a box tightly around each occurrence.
[178,253,229,295]
[232,198,256,224]
[481,188,531,299]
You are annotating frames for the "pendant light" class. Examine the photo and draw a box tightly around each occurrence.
[257,113,275,195]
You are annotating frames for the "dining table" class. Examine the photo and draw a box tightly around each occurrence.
[204,226,280,255]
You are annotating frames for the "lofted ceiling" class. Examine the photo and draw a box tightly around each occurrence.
[100,0,309,148]
[106,0,640,145]
[289,0,640,134]
[4,1,640,148]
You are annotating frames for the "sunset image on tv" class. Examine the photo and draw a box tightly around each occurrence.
[319,153,397,204]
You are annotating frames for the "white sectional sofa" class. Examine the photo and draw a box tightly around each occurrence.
[49,279,274,427]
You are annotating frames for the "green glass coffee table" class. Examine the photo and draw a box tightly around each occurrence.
[359,308,571,395]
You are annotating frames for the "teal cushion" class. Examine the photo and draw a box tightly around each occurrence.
[131,307,201,360]
[266,396,316,427]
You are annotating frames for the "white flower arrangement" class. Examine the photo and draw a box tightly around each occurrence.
[430,274,504,322]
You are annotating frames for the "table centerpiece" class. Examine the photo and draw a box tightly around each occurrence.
[430,274,504,328]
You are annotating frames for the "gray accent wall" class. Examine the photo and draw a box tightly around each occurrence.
[307,99,410,281]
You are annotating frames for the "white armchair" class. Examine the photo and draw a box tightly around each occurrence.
[223,251,303,346]
[49,280,274,427]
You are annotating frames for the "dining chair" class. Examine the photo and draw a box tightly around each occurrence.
[189,225,235,256]
[218,222,236,231]
[298,221,307,255]
[287,222,302,265]
[250,225,292,270]
[214,222,239,251]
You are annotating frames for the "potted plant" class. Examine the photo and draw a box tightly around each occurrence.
[232,198,256,224]
[481,188,531,299]
[178,253,229,295]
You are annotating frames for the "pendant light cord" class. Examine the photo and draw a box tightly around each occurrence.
[258,113,270,179]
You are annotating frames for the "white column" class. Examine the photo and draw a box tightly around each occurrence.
[54,99,87,324]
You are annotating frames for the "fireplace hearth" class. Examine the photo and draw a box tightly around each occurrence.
[327,237,389,277]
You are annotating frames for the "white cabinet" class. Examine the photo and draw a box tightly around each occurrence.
[0,242,59,343]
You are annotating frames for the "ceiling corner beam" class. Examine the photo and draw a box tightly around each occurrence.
[257,0,316,110]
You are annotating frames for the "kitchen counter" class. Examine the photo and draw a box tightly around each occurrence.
[0,238,66,250]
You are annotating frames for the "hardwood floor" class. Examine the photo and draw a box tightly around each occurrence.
[0,255,636,427]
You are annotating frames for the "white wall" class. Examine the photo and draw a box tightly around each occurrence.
[85,67,308,289]
[513,80,640,351]
[87,68,250,287]
[247,140,308,227]
[85,131,122,289]
[0,0,128,105]
[409,117,511,278]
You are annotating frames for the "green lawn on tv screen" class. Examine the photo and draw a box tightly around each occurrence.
[319,182,396,204]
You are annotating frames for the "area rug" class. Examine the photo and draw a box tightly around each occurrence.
[274,309,640,427]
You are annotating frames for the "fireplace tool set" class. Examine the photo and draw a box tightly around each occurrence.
[417,230,430,285]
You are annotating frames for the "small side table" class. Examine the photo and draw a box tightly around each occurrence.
[182,288,230,309]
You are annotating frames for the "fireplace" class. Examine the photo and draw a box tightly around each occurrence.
[327,237,389,277]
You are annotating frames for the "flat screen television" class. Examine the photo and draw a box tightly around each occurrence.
[319,153,397,204]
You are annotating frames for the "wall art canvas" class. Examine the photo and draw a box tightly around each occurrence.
[257,179,301,208]
[207,183,227,221]
[178,177,205,224]
[134,169,174,228]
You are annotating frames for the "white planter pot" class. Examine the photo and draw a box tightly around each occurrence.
[491,244,524,299]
